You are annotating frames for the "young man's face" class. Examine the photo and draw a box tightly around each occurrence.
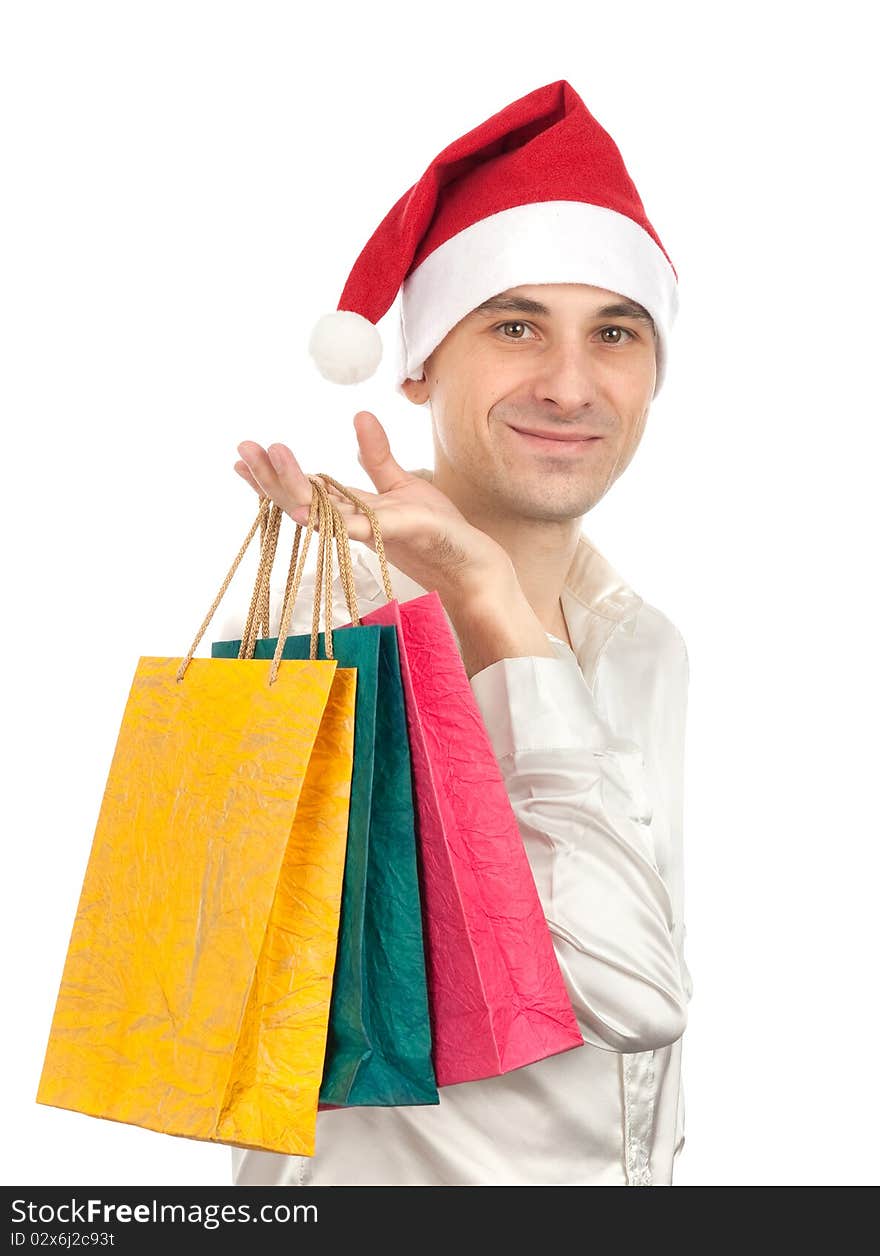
[402,283,657,522]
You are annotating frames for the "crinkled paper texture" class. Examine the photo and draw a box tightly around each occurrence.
[214,626,438,1108]
[361,595,583,1086]
[37,655,355,1157]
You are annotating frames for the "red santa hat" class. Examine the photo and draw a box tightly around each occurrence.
[308,79,679,396]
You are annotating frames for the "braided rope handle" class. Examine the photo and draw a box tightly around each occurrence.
[314,473,395,602]
[175,469,392,686]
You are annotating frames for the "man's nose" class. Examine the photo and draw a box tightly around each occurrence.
[534,339,602,412]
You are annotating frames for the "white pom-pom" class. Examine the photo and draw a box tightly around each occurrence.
[308,310,383,385]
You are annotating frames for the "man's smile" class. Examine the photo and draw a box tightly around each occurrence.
[505,423,605,454]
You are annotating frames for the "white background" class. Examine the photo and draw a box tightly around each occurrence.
[2,0,877,1188]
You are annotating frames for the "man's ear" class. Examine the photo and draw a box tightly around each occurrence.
[401,373,431,406]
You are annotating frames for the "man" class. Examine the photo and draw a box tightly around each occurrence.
[218,79,693,1186]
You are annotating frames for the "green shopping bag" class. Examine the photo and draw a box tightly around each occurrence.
[212,479,438,1107]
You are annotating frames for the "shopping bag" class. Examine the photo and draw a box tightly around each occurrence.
[213,477,438,1107]
[36,490,357,1156]
[317,473,585,1086]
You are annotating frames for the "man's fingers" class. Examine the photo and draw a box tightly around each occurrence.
[236,459,367,520]
[234,461,263,495]
[353,412,409,493]
[235,442,386,551]
[234,462,371,540]
[237,442,363,506]
[236,441,313,508]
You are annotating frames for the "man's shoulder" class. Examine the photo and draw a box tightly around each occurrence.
[630,599,690,686]
[635,600,689,659]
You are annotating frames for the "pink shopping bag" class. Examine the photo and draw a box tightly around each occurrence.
[350,589,584,1086]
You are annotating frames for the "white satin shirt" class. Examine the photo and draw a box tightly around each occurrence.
[215,474,693,1187]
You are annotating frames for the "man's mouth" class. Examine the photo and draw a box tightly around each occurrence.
[506,424,603,450]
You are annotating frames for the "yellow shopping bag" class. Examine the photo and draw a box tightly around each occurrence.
[36,488,357,1156]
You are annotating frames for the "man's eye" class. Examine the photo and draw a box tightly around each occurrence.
[495,321,534,339]
[600,324,635,344]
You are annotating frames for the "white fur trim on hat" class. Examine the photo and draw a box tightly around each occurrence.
[395,200,678,396]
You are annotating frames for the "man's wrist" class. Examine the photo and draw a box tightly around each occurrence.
[438,556,516,614]
[440,566,556,680]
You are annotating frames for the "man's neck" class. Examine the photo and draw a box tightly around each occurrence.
[430,463,581,641]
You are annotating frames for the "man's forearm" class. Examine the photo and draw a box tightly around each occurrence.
[442,571,556,680]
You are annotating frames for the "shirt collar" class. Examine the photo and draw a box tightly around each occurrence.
[561,534,643,687]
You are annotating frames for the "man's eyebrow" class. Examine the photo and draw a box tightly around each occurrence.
[470,293,655,327]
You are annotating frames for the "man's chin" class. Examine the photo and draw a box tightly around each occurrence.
[496,479,599,523]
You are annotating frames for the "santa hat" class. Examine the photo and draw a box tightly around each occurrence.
[308,79,679,396]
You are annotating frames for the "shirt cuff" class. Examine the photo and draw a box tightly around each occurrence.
[469,653,607,761]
